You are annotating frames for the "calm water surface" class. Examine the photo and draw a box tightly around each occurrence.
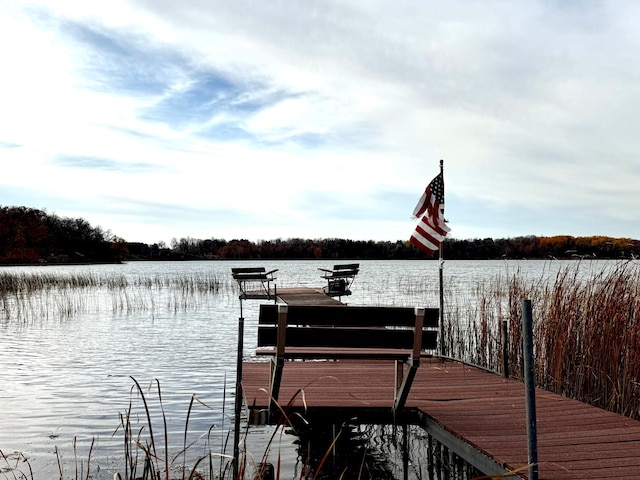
[0,259,614,478]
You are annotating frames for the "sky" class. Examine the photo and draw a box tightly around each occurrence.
[2,1,640,245]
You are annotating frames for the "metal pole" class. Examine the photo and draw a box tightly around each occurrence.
[522,299,538,480]
[402,425,409,480]
[501,320,509,378]
[233,300,245,480]
[439,255,444,357]
[438,159,445,357]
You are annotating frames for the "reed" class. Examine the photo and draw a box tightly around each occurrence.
[1,440,97,480]
[533,261,640,416]
[0,271,225,323]
[442,260,640,419]
[115,376,227,480]
[111,377,349,480]
[0,449,33,480]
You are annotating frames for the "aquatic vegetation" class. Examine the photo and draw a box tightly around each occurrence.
[0,271,226,323]
[442,259,640,419]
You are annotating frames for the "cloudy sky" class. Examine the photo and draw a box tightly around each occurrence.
[2,1,639,245]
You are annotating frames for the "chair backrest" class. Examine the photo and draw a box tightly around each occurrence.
[257,304,438,351]
[232,267,278,281]
[232,267,266,278]
[329,264,359,277]
[333,263,359,272]
[232,267,266,274]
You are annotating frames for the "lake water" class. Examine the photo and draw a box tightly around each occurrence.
[0,258,618,479]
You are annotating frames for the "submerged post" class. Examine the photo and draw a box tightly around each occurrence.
[522,299,538,480]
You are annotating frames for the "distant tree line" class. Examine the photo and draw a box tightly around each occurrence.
[0,206,123,264]
[1,206,638,264]
[163,234,640,260]
[443,235,639,260]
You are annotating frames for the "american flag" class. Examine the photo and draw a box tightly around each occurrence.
[410,171,450,255]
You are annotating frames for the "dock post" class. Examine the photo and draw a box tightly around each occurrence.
[501,319,509,378]
[233,308,245,480]
[402,425,409,480]
[522,299,538,480]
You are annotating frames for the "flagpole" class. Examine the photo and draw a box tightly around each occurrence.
[409,159,449,356]
[438,159,445,357]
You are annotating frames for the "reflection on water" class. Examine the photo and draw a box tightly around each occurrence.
[0,258,617,478]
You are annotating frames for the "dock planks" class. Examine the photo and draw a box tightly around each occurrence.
[242,358,640,479]
[240,288,640,479]
[275,287,345,306]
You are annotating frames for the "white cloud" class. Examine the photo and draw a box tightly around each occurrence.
[1,0,640,243]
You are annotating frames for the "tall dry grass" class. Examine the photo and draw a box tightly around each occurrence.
[0,271,226,322]
[442,260,640,419]
[533,261,640,416]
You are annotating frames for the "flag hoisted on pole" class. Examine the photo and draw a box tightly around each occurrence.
[410,160,450,255]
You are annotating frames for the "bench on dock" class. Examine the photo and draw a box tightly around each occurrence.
[318,263,359,297]
[256,304,439,411]
[231,267,278,300]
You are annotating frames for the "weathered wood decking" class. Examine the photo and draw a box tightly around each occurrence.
[276,287,345,305]
[241,288,640,479]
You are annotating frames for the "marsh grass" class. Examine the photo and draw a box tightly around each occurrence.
[1,439,96,480]
[0,450,33,480]
[115,375,250,480]
[113,377,353,480]
[0,272,226,323]
[442,259,640,419]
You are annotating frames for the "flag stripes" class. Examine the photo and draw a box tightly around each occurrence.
[410,170,450,255]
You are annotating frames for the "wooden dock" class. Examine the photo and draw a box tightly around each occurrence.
[275,287,345,306]
[240,288,640,479]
